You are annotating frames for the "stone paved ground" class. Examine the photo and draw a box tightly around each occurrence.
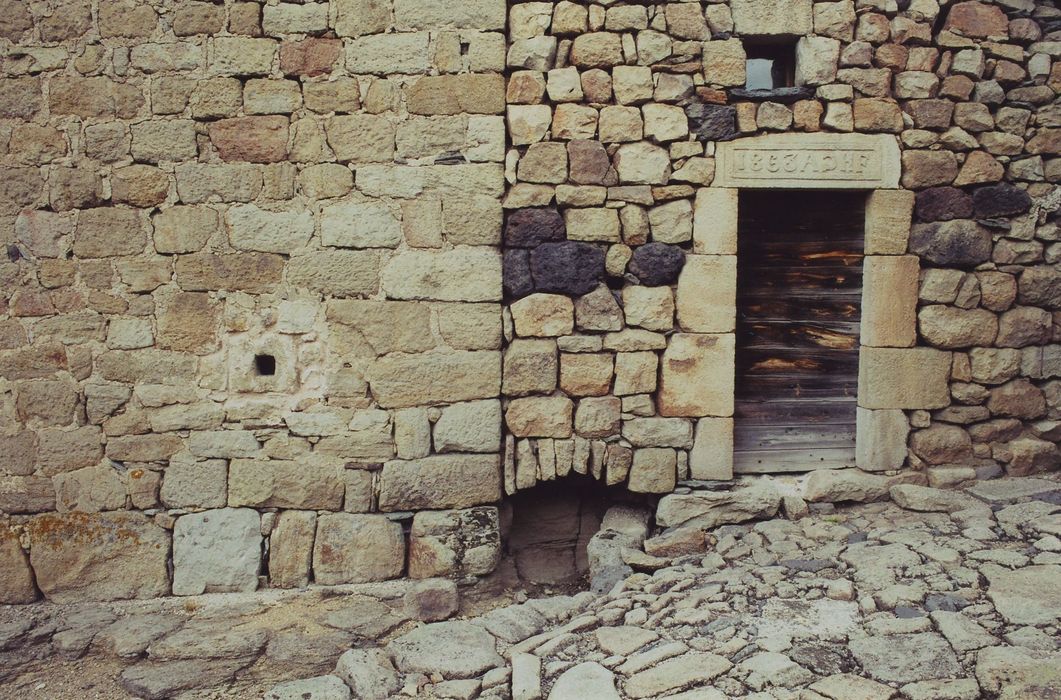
[4,474,1060,700]
[273,475,1061,700]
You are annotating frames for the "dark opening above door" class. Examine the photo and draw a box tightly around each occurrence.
[734,190,866,473]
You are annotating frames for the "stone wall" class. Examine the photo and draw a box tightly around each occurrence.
[498,0,1060,497]
[1,0,1059,605]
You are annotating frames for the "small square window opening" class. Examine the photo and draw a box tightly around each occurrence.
[744,44,796,90]
[254,354,277,376]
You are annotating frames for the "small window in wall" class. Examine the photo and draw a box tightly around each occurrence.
[745,44,796,90]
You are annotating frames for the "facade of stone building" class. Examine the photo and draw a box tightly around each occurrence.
[0,0,1058,604]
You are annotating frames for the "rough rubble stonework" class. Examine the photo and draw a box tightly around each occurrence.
[0,0,1058,614]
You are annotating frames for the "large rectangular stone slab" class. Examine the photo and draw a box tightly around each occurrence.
[865,189,914,254]
[367,350,501,409]
[379,455,501,511]
[676,255,736,332]
[28,512,170,602]
[172,508,261,596]
[861,255,919,348]
[858,347,951,409]
[715,133,901,190]
[228,458,345,509]
[312,513,405,585]
[658,333,735,417]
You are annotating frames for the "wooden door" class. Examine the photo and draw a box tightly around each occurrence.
[734,191,866,473]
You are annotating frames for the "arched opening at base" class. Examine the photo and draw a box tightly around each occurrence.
[498,476,657,591]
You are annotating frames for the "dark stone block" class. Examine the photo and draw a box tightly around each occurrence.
[728,87,815,104]
[915,187,974,222]
[972,183,1032,219]
[503,249,534,299]
[909,220,992,267]
[504,207,566,249]
[628,243,685,287]
[529,241,605,296]
[686,103,738,142]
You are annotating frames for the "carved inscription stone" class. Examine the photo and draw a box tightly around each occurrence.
[715,134,901,190]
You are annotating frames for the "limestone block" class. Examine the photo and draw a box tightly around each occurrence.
[344,469,374,513]
[574,396,622,439]
[508,105,553,146]
[796,36,840,87]
[614,351,658,396]
[73,208,146,258]
[209,116,289,163]
[689,418,734,480]
[552,103,598,140]
[0,475,55,513]
[615,142,671,185]
[209,37,275,77]
[506,396,574,438]
[623,417,694,448]
[855,408,910,472]
[628,448,677,494]
[382,249,502,302]
[732,0,812,36]
[321,200,402,249]
[437,303,503,351]
[575,285,624,332]
[676,255,737,333]
[313,514,405,585]
[368,350,500,409]
[665,2,709,39]
[509,3,553,38]
[174,163,263,204]
[29,512,170,602]
[504,339,558,397]
[159,456,227,509]
[269,510,316,589]
[511,294,575,337]
[918,306,998,349]
[623,286,674,331]
[693,188,737,255]
[345,33,430,75]
[861,255,919,348]
[324,114,395,165]
[643,104,689,142]
[565,207,620,243]
[172,508,261,595]
[53,464,126,513]
[228,458,345,509]
[327,300,433,355]
[0,524,37,603]
[571,32,624,69]
[407,74,505,116]
[599,106,643,143]
[379,455,501,511]
[858,347,951,409]
[659,334,735,417]
[153,206,218,254]
[649,200,693,245]
[865,190,913,254]
[130,120,197,164]
[434,400,503,453]
[560,353,614,397]
[702,39,746,87]
[519,142,568,184]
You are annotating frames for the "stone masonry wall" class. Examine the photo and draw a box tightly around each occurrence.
[0,0,509,604]
[499,0,1061,499]
[1,0,1060,605]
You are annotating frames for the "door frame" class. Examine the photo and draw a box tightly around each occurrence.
[685,133,951,478]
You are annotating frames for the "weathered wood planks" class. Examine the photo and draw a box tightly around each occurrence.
[734,190,867,474]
